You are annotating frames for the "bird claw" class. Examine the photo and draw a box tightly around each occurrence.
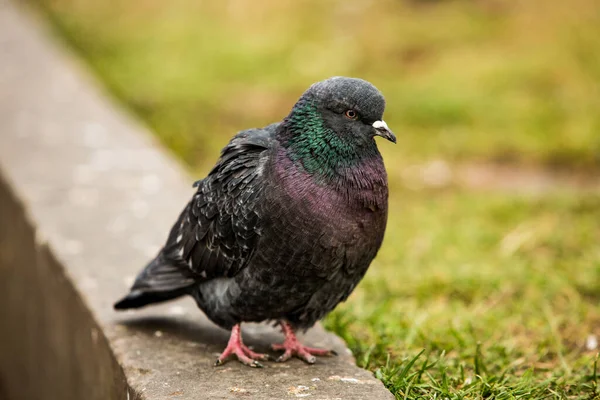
[244,347,272,362]
[249,360,265,368]
[272,321,338,364]
[215,324,270,367]
[215,357,264,368]
[214,349,267,368]
[277,353,317,365]
[271,342,335,364]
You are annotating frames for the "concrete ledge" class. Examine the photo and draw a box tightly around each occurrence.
[0,1,393,398]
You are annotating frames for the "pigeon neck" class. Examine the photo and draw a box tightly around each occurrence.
[280,100,380,184]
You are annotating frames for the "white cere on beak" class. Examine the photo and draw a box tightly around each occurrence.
[372,120,389,131]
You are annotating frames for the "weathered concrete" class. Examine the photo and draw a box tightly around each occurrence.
[0,1,393,399]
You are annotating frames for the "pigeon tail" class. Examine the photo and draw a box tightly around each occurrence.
[113,287,189,309]
[114,253,195,310]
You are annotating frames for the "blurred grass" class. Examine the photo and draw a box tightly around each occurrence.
[29,0,600,397]
[32,0,600,172]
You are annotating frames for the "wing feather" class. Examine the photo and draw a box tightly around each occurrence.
[162,126,277,281]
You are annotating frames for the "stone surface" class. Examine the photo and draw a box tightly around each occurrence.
[0,1,393,399]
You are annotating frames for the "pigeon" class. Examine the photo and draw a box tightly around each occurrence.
[114,76,396,367]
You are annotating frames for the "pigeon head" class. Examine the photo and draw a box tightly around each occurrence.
[281,77,395,177]
[301,77,395,144]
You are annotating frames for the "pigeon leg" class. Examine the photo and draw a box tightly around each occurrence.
[215,324,270,367]
[272,321,337,364]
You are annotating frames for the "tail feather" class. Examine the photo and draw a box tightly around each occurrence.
[114,288,189,309]
[114,253,195,310]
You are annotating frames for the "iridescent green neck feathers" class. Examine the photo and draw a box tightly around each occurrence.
[282,100,377,179]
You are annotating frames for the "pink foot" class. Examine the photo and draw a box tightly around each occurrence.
[272,321,337,364]
[215,324,271,368]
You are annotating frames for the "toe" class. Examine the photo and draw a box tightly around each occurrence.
[297,349,317,364]
[242,346,271,361]
[271,343,285,351]
[236,351,262,367]
[303,347,336,357]
[249,360,264,368]
[276,350,293,363]
[214,350,232,367]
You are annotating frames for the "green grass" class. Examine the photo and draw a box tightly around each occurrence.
[28,0,600,397]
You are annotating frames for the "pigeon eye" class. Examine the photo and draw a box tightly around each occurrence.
[344,110,359,120]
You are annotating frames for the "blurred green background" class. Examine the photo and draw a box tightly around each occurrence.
[32,0,600,397]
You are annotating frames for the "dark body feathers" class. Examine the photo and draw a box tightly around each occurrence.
[115,77,390,332]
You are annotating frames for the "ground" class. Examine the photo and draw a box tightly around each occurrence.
[30,0,600,398]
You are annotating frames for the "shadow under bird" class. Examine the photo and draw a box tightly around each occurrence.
[115,76,396,367]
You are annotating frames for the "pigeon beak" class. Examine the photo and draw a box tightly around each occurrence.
[372,120,396,144]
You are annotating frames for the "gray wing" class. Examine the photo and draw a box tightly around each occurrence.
[114,125,277,309]
[162,126,276,281]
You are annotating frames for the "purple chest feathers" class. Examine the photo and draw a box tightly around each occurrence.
[267,149,389,248]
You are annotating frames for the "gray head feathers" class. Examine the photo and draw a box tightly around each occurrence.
[301,76,386,123]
